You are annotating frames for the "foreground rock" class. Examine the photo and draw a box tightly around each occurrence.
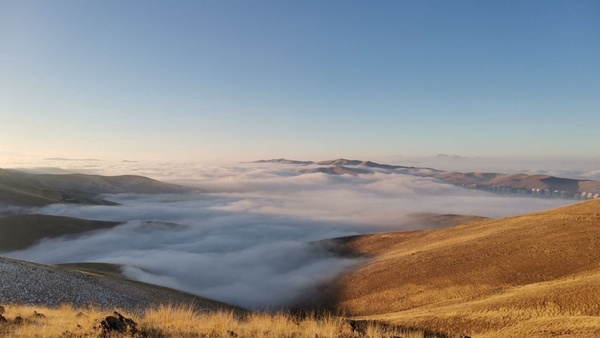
[100,311,138,335]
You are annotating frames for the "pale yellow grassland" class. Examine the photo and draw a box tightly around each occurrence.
[333,199,600,337]
[0,304,429,338]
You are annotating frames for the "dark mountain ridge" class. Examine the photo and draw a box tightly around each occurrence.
[0,168,195,207]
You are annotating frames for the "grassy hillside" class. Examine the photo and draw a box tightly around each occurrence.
[0,214,120,251]
[0,168,194,207]
[330,199,600,337]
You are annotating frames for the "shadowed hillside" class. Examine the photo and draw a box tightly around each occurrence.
[0,168,194,207]
[0,214,120,251]
[328,199,600,337]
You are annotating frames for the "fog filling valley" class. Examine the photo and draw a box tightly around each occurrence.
[3,162,573,309]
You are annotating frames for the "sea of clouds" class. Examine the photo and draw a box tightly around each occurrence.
[3,160,574,309]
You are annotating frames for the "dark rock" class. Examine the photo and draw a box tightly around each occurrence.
[227,330,238,337]
[114,311,137,333]
[0,314,7,323]
[101,316,127,333]
[13,316,23,325]
[100,311,137,335]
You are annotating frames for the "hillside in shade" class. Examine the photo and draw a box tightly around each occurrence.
[0,214,120,252]
[0,168,194,207]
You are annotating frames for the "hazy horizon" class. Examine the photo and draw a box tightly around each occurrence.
[2,153,600,182]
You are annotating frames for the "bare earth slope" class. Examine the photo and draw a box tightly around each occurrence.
[331,199,600,337]
[0,168,194,207]
[0,257,238,313]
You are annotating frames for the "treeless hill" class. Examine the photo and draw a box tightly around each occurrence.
[405,213,488,229]
[299,165,372,176]
[330,199,600,337]
[257,158,600,196]
[432,171,600,194]
[0,214,120,252]
[0,168,194,207]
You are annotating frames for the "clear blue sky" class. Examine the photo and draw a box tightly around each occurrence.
[1,0,598,162]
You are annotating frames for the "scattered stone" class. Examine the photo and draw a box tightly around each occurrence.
[100,311,137,335]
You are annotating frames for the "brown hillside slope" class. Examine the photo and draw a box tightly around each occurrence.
[0,168,195,207]
[0,214,120,251]
[331,199,600,337]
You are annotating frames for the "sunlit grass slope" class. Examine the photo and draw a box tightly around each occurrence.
[332,199,600,337]
[0,304,431,338]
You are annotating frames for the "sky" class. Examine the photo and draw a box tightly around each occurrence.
[1,1,599,163]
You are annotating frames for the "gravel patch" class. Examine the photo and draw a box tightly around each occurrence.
[0,257,236,313]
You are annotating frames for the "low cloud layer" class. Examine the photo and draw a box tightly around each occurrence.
[4,163,574,309]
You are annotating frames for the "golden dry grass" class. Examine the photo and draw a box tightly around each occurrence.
[331,199,600,337]
[0,304,432,338]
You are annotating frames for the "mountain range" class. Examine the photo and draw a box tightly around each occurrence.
[255,158,600,198]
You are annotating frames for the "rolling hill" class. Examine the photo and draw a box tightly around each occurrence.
[0,168,195,207]
[0,214,121,252]
[257,158,600,198]
[327,199,600,337]
[430,171,600,195]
